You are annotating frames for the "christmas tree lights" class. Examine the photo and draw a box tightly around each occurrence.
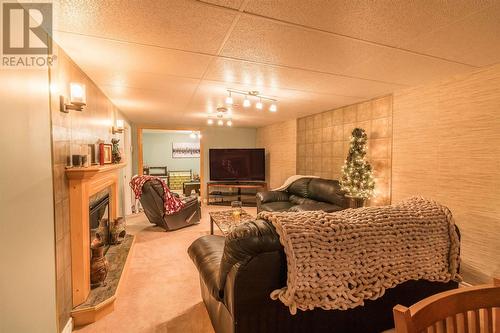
[340,128,375,199]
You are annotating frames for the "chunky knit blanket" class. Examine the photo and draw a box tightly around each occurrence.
[130,175,184,215]
[257,197,461,314]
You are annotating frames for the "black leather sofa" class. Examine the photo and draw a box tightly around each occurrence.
[188,219,460,333]
[139,179,201,231]
[256,177,348,213]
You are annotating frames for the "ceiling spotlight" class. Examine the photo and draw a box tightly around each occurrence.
[207,119,213,125]
[227,120,232,126]
[190,132,196,139]
[269,103,277,112]
[256,98,263,110]
[217,119,224,126]
[243,96,251,108]
[225,92,233,105]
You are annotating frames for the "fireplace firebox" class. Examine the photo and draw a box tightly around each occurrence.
[89,189,111,253]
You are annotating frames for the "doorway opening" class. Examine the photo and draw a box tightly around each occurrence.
[139,129,201,197]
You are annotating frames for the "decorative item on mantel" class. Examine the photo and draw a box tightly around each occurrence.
[111,138,121,164]
[90,234,109,288]
[340,128,375,208]
[99,143,113,165]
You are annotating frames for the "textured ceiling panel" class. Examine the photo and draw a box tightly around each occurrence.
[54,32,212,78]
[221,16,474,85]
[53,0,497,128]
[54,0,237,54]
[100,82,199,125]
[198,0,245,10]
[402,2,500,67]
[85,69,200,96]
[243,0,495,65]
[221,16,377,75]
[205,57,407,98]
[342,47,474,87]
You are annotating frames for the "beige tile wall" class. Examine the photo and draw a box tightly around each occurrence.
[297,96,393,205]
[392,63,500,284]
[256,119,297,189]
[50,45,129,331]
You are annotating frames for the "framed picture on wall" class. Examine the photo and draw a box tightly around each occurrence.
[172,142,200,158]
[99,143,113,164]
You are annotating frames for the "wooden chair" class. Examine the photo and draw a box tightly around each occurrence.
[393,278,500,333]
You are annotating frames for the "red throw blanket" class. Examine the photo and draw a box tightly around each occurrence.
[130,175,184,215]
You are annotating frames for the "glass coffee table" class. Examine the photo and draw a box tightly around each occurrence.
[209,209,254,236]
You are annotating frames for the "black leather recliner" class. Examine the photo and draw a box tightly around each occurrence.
[139,179,201,231]
[257,177,348,213]
[188,220,460,333]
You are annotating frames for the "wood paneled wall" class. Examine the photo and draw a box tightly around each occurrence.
[392,63,500,284]
[296,96,393,205]
[257,120,297,189]
[49,44,129,331]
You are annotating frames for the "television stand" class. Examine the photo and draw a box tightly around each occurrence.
[207,181,267,207]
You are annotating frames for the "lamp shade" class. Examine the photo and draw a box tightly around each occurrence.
[116,119,124,129]
[70,83,86,105]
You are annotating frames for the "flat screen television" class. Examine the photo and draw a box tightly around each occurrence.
[209,148,265,181]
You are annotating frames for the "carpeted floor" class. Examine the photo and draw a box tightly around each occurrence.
[75,204,257,333]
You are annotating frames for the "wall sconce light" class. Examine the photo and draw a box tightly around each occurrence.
[112,119,125,134]
[60,83,86,112]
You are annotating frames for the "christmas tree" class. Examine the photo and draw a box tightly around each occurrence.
[340,128,375,199]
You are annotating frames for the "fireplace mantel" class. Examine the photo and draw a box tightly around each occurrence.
[66,163,126,180]
[66,163,126,307]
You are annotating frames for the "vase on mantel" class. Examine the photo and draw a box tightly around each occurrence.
[90,235,109,288]
[346,196,366,209]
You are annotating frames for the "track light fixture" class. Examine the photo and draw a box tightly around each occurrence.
[207,106,233,126]
[224,89,277,112]
[189,131,202,139]
[225,91,233,105]
[243,95,251,108]
[256,98,263,110]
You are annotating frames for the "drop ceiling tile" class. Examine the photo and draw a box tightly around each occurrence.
[54,0,237,54]
[98,81,199,124]
[84,69,200,94]
[401,2,500,67]
[54,32,212,79]
[221,15,474,86]
[343,47,474,87]
[244,0,494,54]
[221,15,370,76]
[199,0,245,10]
[51,1,495,128]
[204,57,407,98]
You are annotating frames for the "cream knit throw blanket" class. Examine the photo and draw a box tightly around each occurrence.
[257,197,461,314]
